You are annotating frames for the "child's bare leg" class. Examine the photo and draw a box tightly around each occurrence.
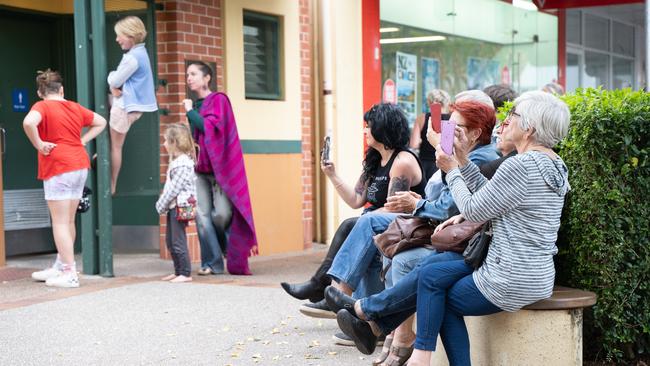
[110,128,126,195]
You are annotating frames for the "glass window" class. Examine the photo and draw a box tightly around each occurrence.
[566,52,581,93]
[584,14,609,51]
[243,11,282,100]
[584,51,609,88]
[613,57,634,89]
[566,10,581,45]
[612,22,634,57]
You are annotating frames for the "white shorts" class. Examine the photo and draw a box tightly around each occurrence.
[43,169,88,201]
[109,103,143,134]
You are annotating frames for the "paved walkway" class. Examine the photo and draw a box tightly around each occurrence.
[0,247,380,365]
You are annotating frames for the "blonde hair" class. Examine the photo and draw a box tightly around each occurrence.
[164,123,197,161]
[426,89,451,112]
[36,69,63,96]
[114,16,147,43]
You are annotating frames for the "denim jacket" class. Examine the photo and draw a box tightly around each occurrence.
[413,143,498,221]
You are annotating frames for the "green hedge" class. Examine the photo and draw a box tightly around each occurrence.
[555,88,650,362]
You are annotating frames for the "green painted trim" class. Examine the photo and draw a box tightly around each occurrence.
[241,140,301,154]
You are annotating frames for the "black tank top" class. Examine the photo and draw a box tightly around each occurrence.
[366,149,427,211]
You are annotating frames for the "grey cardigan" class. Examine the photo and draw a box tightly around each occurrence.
[446,151,570,312]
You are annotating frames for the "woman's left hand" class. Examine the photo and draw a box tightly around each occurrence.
[435,144,458,173]
[453,127,471,167]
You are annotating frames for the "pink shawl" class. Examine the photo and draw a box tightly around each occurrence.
[195,92,258,275]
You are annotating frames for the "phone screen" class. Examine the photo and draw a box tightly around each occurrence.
[440,120,456,155]
[321,136,331,162]
[429,103,442,133]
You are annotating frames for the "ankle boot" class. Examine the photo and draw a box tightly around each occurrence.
[280,278,328,302]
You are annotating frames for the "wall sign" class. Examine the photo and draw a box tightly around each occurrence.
[12,88,28,112]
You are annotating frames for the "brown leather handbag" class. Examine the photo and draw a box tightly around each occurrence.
[429,220,485,253]
[373,215,436,259]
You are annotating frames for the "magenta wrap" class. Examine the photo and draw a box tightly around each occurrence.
[194,92,258,275]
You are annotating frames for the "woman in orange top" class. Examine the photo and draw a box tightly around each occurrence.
[22,69,106,288]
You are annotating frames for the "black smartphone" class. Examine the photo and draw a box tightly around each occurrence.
[321,136,331,162]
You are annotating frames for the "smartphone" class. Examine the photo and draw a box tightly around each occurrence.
[429,103,442,133]
[440,120,456,155]
[321,136,331,162]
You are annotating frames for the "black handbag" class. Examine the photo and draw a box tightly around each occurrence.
[77,186,92,213]
[463,221,492,269]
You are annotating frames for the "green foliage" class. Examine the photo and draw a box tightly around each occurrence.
[496,100,514,122]
[555,88,650,361]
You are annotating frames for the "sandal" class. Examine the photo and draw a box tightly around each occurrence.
[381,344,414,366]
[372,334,394,365]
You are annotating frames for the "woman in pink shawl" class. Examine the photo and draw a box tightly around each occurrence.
[182,61,258,275]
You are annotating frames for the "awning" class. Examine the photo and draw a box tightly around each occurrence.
[533,0,643,9]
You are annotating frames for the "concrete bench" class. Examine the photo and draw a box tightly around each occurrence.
[429,286,597,366]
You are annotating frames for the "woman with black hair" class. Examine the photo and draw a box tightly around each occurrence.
[281,103,426,318]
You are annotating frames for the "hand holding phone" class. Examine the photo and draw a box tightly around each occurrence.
[440,120,456,155]
[429,103,442,133]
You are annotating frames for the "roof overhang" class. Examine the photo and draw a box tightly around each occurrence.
[533,0,643,9]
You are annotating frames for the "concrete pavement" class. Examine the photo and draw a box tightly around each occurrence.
[0,247,381,365]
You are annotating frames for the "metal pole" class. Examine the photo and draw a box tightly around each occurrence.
[646,0,649,89]
[74,0,99,275]
[90,0,113,277]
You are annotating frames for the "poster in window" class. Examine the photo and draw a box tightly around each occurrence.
[396,51,417,128]
[421,57,440,113]
[467,57,499,90]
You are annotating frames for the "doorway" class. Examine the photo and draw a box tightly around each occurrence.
[0,0,160,265]
[0,6,77,256]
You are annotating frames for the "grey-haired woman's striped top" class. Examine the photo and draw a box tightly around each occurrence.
[446,151,570,312]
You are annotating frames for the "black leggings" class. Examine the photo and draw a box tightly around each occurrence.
[312,216,359,285]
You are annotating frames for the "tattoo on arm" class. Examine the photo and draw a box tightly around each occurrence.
[388,175,411,196]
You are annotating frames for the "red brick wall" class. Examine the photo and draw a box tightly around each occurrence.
[156,0,224,261]
[300,0,314,248]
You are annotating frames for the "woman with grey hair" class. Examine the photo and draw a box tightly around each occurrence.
[335,91,571,366]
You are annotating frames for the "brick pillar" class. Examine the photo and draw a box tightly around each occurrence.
[300,0,314,249]
[156,0,224,262]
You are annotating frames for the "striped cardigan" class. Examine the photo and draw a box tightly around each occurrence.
[446,151,570,312]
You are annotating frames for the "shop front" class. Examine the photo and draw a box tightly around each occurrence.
[378,0,558,125]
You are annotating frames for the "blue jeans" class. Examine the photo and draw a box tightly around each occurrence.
[383,247,435,288]
[327,212,398,298]
[195,173,232,273]
[415,260,501,365]
[360,250,463,331]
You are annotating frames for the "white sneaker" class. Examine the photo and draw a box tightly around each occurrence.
[45,271,80,288]
[32,267,63,282]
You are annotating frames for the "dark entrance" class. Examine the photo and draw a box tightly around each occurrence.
[0,1,159,270]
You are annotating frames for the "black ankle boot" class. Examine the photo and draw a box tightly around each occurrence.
[280,278,327,302]
[324,285,357,316]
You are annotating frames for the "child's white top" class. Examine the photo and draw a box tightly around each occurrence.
[155,154,197,214]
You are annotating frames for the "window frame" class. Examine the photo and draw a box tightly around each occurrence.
[566,9,638,90]
[243,10,283,100]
